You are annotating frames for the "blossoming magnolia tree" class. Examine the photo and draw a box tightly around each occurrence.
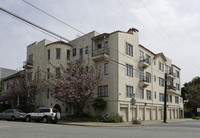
[47,61,102,116]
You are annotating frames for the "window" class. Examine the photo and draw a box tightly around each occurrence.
[27,72,33,82]
[67,50,70,60]
[126,64,133,77]
[146,54,151,65]
[139,69,144,81]
[159,93,164,102]
[85,46,88,54]
[146,72,151,83]
[154,75,156,82]
[79,48,83,60]
[126,85,133,97]
[139,50,144,61]
[159,61,164,72]
[146,90,151,100]
[140,89,144,99]
[47,68,50,79]
[6,83,9,90]
[56,48,61,59]
[56,68,60,76]
[176,70,180,78]
[98,43,102,49]
[104,63,108,75]
[47,49,50,60]
[98,85,108,97]
[126,42,133,57]
[176,83,180,91]
[170,95,172,103]
[159,77,165,87]
[28,54,33,65]
[47,89,49,99]
[73,48,76,57]
[175,96,179,103]
[154,92,156,99]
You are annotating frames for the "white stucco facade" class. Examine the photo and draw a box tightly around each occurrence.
[20,28,183,121]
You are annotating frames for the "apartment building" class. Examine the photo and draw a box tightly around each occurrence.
[0,67,16,80]
[19,28,183,121]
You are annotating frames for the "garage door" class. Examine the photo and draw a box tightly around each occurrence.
[158,109,162,120]
[139,108,144,120]
[146,108,151,120]
[167,109,171,119]
[120,107,128,122]
[152,109,156,120]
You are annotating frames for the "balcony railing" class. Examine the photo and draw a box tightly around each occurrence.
[23,60,33,69]
[92,47,109,61]
[167,71,176,79]
[139,77,149,88]
[167,85,176,94]
[138,58,150,69]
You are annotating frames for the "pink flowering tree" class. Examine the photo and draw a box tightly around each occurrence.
[0,69,45,112]
[47,61,102,116]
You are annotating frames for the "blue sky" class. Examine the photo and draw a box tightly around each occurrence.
[0,0,200,85]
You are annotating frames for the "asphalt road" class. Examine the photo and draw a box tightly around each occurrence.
[0,120,200,138]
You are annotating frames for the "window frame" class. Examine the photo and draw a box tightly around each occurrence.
[56,48,61,59]
[126,85,133,98]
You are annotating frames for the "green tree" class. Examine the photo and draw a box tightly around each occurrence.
[92,98,107,115]
[181,76,200,117]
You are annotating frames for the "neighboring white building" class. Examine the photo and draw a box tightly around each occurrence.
[10,28,183,121]
[0,67,16,80]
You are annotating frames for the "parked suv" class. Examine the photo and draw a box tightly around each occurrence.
[25,108,61,123]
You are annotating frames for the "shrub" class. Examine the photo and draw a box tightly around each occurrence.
[0,103,11,112]
[192,116,200,120]
[132,118,143,124]
[103,113,123,123]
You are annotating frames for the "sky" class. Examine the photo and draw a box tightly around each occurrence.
[0,0,200,85]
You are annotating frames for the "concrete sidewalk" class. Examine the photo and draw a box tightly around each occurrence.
[58,118,192,127]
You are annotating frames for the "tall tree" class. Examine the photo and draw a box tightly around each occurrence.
[0,69,45,112]
[181,76,200,117]
[47,61,102,116]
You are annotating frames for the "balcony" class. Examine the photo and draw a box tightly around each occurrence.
[167,85,176,94]
[167,72,176,80]
[23,60,33,69]
[92,47,109,62]
[139,78,149,88]
[138,59,150,69]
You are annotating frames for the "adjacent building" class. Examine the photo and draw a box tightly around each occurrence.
[0,67,16,80]
[5,28,183,121]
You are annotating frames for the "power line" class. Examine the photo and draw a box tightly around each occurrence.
[0,5,177,84]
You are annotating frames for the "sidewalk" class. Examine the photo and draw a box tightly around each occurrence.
[58,118,192,127]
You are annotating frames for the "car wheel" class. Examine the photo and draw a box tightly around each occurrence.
[25,116,31,122]
[11,116,16,121]
[42,116,48,123]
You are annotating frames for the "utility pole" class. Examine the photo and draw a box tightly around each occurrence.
[163,73,167,123]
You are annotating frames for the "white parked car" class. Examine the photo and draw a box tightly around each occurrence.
[25,108,61,123]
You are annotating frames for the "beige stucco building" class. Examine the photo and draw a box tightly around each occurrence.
[17,28,183,121]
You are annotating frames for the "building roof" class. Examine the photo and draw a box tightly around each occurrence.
[172,64,181,70]
[139,44,156,56]
[153,52,167,62]
[46,41,72,47]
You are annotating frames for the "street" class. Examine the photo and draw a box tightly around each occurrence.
[0,120,200,138]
